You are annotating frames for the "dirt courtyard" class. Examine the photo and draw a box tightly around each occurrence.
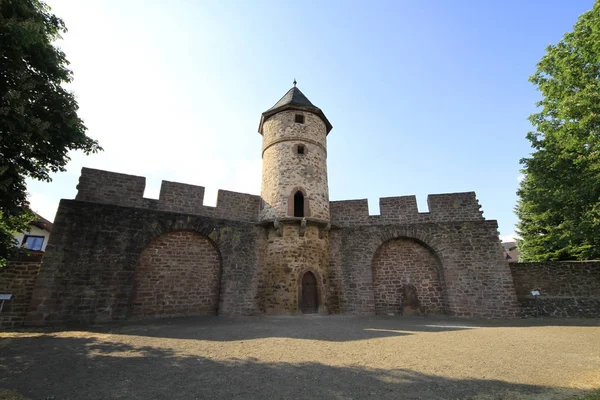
[1,316,599,400]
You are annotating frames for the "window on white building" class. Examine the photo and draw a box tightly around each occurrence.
[22,235,44,251]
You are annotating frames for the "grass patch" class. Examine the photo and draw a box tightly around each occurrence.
[577,389,600,400]
[0,389,30,400]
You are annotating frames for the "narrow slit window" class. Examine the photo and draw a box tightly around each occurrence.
[297,145,305,155]
[294,191,304,217]
[295,114,305,124]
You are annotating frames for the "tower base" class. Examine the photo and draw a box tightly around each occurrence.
[257,222,329,315]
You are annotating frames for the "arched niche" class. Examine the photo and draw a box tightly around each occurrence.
[371,237,447,316]
[130,230,221,318]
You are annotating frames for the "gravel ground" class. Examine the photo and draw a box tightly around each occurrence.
[1,316,599,400]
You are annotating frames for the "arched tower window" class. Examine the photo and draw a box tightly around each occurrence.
[294,191,304,217]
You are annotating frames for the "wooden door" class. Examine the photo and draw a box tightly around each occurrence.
[301,272,318,314]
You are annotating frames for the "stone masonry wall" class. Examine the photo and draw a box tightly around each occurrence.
[0,262,40,329]
[257,223,330,314]
[336,221,519,318]
[327,228,344,313]
[131,231,221,318]
[260,110,329,222]
[331,192,484,227]
[76,167,146,207]
[75,168,261,223]
[510,261,600,317]
[25,199,261,326]
[372,238,445,315]
[158,181,206,215]
[261,110,327,154]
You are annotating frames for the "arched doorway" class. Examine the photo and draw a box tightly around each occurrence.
[131,230,221,317]
[372,238,446,315]
[301,271,318,313]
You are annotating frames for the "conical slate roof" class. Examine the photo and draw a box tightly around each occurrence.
[258,86,333,134]
[266,86,316,111]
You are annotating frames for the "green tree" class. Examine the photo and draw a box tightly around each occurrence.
[517,2,600,261]
[0,0,101,266]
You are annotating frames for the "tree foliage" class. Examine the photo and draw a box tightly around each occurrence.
[517,2,600,261]
[0,0,101,266]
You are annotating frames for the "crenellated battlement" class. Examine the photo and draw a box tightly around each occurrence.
[74,168,486,227]
[75,167,260,223]
[330,192,485,227]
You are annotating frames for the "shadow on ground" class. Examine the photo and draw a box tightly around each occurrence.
[73,315,600,343]
[0,334,595,400]
[98,315,471,342]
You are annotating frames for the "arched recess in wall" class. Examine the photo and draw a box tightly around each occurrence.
[130,230,222,318]
[287,187,311,218]
[371,237,447,316]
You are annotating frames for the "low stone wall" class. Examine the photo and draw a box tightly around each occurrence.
[510,261,600,317]
[0,262,41,329]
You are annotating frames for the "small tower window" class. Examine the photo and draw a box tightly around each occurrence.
[297,145,305,155]
[295,114,305,124]
[294,191,304,217]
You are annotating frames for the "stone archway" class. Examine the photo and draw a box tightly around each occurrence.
[130,230,221,317]
[371,238,446,315]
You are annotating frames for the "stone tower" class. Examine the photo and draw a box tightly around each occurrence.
[257,83,333,314]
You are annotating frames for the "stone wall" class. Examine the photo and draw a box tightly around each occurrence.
[0,262,40,329]
[510,261,600,317]
[257,223,331,314]
[157,181,206,215]
[260,110,330,222]
[75,168,261,223]
[17,166,538,325]
[372,238,445,315]
[25,199,261,326]
[327,228,344,313]
[336,221,519,318]
[76,167,146,207]
[131,231,221,317]
[331,192,484,227]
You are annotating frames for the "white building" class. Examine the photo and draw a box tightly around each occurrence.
[14,213,53,252]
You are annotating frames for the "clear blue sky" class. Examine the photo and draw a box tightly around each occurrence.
[30,0,594,240]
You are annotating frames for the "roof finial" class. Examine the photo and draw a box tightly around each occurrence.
[293,78,297,87]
